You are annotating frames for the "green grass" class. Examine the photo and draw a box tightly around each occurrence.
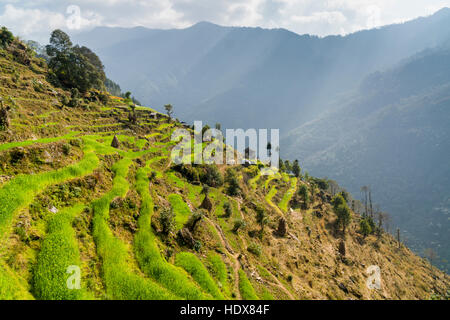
[238,269,259,300]
[265,186,278,207]
[134,165,210,299]
[278,177,297,213]
[175,252,224,300]
[33,204,90,300]
[0,262,34,300]
[264,174,279,190]
[207,253,231,298]
[0,131,79,152]
[248,172,261,190]
[91,158,177,300]
[168,194,191,229]
[166,171,185,188]
[0,139,100,239]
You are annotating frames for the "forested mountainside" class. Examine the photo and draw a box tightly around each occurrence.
[0,29,449,300]
[283,43,450,273]
[72,8,450,131]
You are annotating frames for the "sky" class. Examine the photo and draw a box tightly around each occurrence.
[1,0,450,43]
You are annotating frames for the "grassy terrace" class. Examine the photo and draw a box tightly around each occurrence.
[33,204,89,300]
[91,157,177,300]
[278,177,297,213]
[0,131,80,152]
[134,164,211,300]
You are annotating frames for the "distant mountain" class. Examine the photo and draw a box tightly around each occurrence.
[72,8,450,271]
[73,8,450,131]
[283,44,450,272]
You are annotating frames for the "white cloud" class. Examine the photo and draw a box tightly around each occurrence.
[1,0,450,42]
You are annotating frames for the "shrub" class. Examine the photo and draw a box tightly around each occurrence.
[159,207,176,235]
[223,202,232,218]
[185,210,204,232]
[193,240,202,252]
[247,242,262,257]
[360,219,372,238]
[62,143,71,155]
[225,168,240,196]
[232,218,246,233]
[0,27,14,49]
[201,165,223,187]
[298,184,309,208]
[69,138,82,148]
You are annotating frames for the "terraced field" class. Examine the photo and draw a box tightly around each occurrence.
[0,86,270,299]
[1,43,448,301]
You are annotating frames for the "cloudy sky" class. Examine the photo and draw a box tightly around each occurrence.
[1,0,449,43]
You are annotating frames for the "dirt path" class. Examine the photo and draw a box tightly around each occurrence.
[203,217,242,300]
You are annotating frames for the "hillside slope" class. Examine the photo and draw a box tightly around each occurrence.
[283,43,450,273]
[0,41,449,300]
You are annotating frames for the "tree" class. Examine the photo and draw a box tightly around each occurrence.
[279,158,285,172]
[332,194,345,211]
[336,203,352,233]
[328,180,339,196]
[225,168,240,196]
[255,206,268,237]
[46,29,104,93]
[298,184,309,209]
[360,219,372,238]
[360,186,369,217]
[46,29,72,55]
[368,189,374,218]
[376,210,388,235]
[284,160,291,173]
[185,210,205,232]
[201,185,210,196]
[340,190,350,203]
[202,165,223,188]
[72,45,106,82]
[424,248,437,270]
[164,104,173,121]
[0,27,14,49]
[292,159,301,177]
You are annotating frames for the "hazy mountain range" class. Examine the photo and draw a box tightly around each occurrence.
[73,8,450,271]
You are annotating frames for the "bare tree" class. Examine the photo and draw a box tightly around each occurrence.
[424,248,437,271]
[164,104,173,122]
[368,188,374,218]
[360,186,369,217]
